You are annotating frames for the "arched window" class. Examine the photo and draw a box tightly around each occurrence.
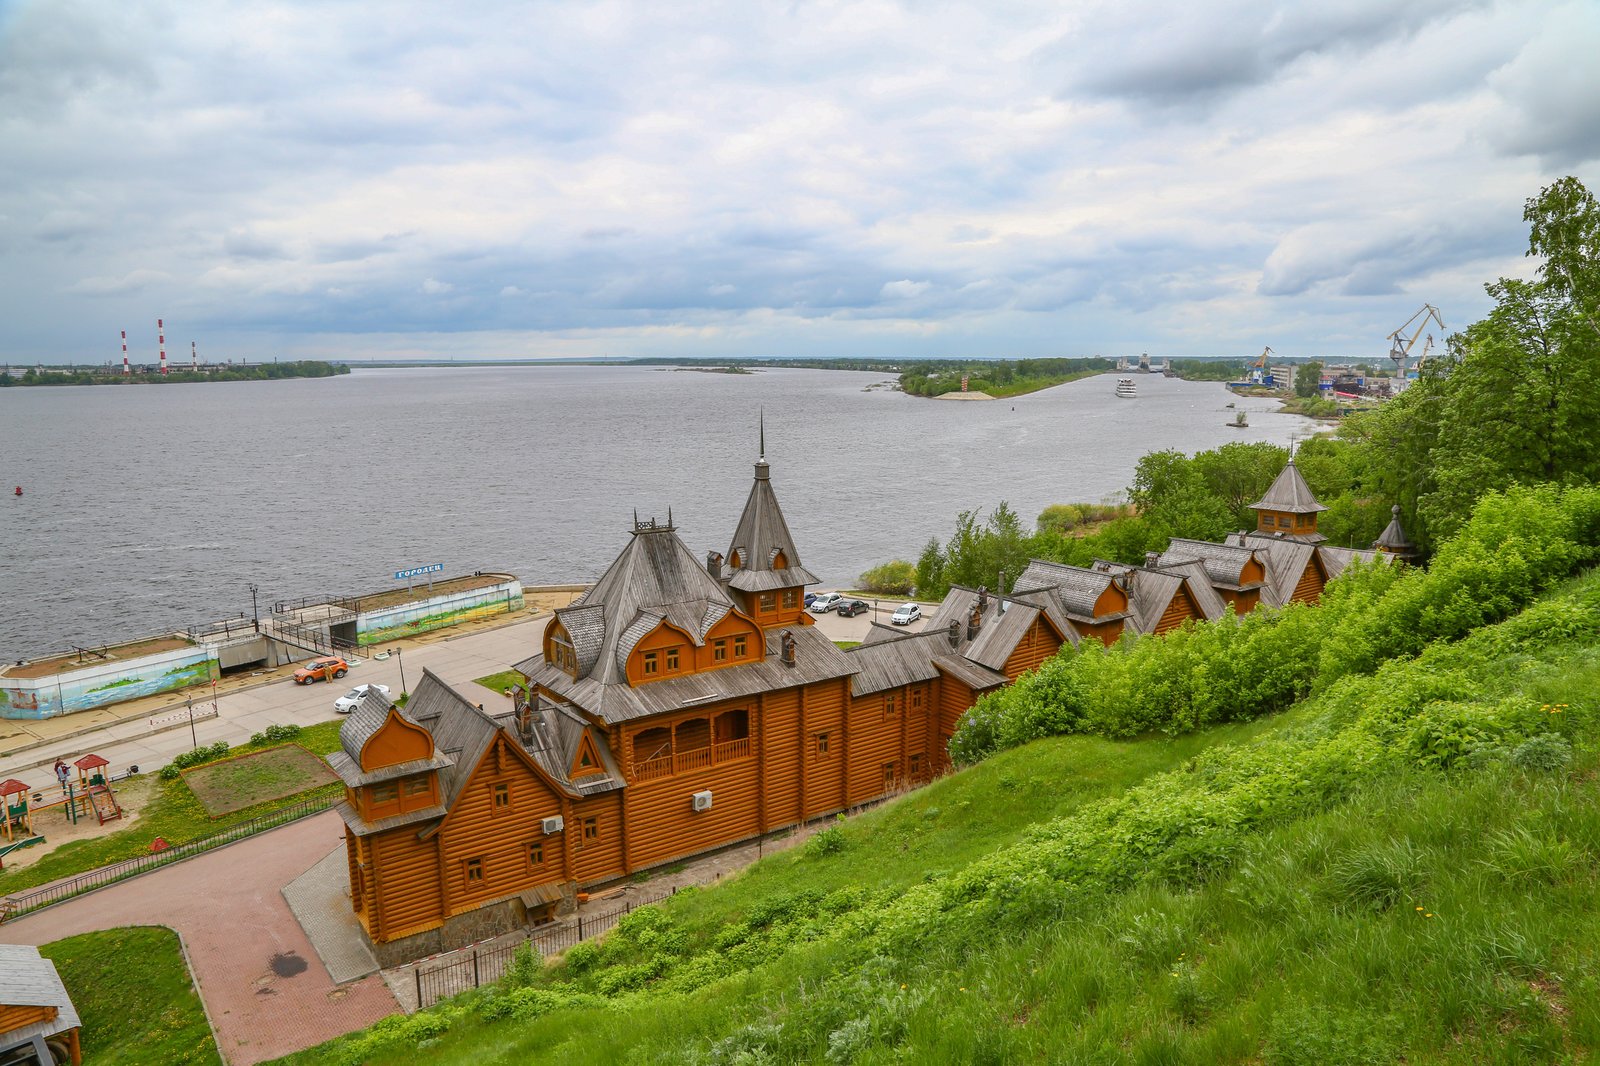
[771,550,788,570]
[676,717,711,750]
[714,708,749,742]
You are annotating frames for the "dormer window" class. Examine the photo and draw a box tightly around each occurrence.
[550,631,577,675]
[733,634,748,658]
[730,549,744,569]
[644,650,659,675]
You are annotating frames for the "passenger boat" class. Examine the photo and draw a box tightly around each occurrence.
[1115,377,1138,399]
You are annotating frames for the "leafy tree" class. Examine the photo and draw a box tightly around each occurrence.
[914,538,946,599]
[1036,504,1084,535]
[1295,360,1323,398]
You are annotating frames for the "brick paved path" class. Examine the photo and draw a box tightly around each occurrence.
[4,810,398,1065]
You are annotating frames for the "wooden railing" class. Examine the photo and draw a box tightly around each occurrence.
[630,736,752,783]
[675,747,712,774]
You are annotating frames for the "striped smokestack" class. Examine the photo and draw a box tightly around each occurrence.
[121,330,129,375]
[158,318,167,375]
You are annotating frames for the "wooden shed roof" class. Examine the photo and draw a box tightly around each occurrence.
[1012,560,1118,619]
[1160,539,1268,591]
[1373,505,1414,552]
[0,944,81,1041]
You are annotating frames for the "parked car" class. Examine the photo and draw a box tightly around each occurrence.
[294,656,348,684]
[809,592,844,614]
[890,603,922,626]
[836,599,870,617]
[804,592,820,608]
[334,683,392,714]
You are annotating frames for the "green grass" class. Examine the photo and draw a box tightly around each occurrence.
[473,670,526,696]
[832,641,860,650]
[0,722,346,894]
[277,572,1600,1066]
[41,926,218,1065]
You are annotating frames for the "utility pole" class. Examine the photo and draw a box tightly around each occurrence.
[394,647,407,700]
[186,697,198,749]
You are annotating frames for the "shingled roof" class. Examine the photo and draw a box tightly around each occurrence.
[725,454,819,593]
[1012,560,1123,622]
[1373,505,1415,554]
[556,521,742,686]
[1160,539,1268,591]
[0,945,81,1046]
[519,624,856,725]
[845,625,1009,696]
[1250,459,1328,514]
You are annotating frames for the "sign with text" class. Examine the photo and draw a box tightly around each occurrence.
[394,563,444,581]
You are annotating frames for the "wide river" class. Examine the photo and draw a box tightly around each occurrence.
[0,366,1312,659]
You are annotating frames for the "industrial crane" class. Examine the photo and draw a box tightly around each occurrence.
[1388,304,1445,380]
[1249,345,1273,386]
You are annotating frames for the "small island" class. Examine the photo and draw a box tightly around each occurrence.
[0,361,350,387]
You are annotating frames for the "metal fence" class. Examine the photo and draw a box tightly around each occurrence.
[414,886,679,1008]
[0,794,336,921]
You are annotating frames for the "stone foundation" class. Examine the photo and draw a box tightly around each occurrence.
[367,883,578,969]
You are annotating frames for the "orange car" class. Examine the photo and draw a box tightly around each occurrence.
[294,656,348,684]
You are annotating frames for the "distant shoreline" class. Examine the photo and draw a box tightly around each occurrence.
[0,362,349,388]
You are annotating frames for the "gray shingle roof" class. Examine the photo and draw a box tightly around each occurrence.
[725,457,816,590]
[514,697,626,796]
[0,944,81,1043]
[1373,505,1414,552]
[1160,539,1268,591]
[1319,544,1391,582]
[1228,533,1313,606]
[328,750,454,789]
[338,689,396,763]
[925,585,1073,674]
[519,624,856,725]
[555,524,741,686]
[1249,460,1328,514]
[1150,558,1229,620]
[1012,560,1119,619]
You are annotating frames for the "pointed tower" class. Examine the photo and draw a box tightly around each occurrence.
[1371,505,1417,564]
[722,422,820,628]
[1248,458,1327,544]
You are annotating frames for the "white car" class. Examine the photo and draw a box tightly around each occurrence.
[890,603,922,626]
[809,592,844,614]
[334,683,392,714]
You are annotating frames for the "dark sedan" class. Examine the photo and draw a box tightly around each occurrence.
[836,599,871,617]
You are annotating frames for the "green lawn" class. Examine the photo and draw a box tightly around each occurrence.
[41,926,218,1065]
[0,721,346,895]
[473,670,526,696]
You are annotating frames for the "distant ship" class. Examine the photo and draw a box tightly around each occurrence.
[1115,377,1138,399]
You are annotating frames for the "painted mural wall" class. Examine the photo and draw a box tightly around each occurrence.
[356,579,525,646]
[0,645,220,721]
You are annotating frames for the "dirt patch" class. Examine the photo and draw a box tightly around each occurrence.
[183,746,337,817]
[351,573,514,613]
[3,637,194,680]
[0,776,150,871]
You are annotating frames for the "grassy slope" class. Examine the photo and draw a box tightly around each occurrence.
[0,720,344,894]
[284,571,1600,1065]
[41,926,218,1065]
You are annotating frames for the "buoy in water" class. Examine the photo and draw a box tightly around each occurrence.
[12,486,20,497]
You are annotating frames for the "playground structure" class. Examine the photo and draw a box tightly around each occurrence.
[0,753,123,872]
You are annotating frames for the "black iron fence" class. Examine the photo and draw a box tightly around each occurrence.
[414,886,678,1008]
[0,794,336,921]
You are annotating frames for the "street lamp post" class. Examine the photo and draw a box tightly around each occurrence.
[248,583,260,633]
[185,697,198,749]
[394,647,406,699]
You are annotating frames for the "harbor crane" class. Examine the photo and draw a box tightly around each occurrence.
[1388,304,1445,380]
[1249,345,1273,386]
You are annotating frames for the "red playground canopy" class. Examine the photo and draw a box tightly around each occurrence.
[0,779,30,797]
[74,754,110,771]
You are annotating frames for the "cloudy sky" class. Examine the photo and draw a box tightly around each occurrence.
[2,0,1596,364]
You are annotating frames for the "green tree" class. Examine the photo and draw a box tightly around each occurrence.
[1295,360,1323,397]
[914,538,946,599]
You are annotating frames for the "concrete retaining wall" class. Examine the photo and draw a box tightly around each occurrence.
[355,578,525,646]
[0,643,220,721]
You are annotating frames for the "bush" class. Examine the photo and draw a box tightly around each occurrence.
[247,723,303,747]
[857,560,916,595]
[159,741,232,780]
[805,825,847,858]
[1511,733,1572,772]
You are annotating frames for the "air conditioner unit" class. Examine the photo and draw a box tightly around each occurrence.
[691,790,714,813]
[541,816,565,834]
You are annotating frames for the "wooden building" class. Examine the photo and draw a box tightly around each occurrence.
[337,453,1401,959]
[0,944,82,1066]
[1222,459,1390,606]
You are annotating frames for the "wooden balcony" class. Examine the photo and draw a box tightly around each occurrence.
[630,735,753,783]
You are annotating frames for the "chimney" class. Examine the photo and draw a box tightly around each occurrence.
[966,600,982,642]
[1145,551,1160,568]
[947,619,961,649]
[780,630,796,668]
[977,585,989,614]
[706,550,723,578]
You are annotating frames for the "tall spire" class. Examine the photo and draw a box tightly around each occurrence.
[755,410,770,481]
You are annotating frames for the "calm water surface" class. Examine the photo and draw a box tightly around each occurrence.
[0,366,1311,658]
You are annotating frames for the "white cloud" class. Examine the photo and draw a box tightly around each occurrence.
[0,0,1591,362]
